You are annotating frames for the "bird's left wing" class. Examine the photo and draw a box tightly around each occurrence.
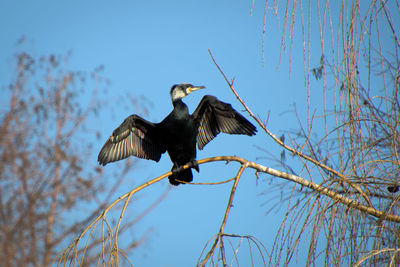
[192,95,257,150]
[98,115,166,165]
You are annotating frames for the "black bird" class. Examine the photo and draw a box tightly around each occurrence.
[98,83,257,185]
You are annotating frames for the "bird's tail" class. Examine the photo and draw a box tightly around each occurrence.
[168,164,193,186]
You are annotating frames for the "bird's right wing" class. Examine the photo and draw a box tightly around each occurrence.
[98,115,166,165]
[192,95,257,150]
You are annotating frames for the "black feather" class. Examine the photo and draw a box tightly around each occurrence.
[98,85,257,185]
[193,95,257,150]
[97,115,166,165]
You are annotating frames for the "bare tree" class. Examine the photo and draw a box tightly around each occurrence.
[0,45,151,266]
[256,1,400,266]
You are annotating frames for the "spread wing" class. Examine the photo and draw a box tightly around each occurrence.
[192,95,257,150]
[98,115,166,165]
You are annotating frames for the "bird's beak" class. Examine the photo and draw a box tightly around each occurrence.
[187,85,206,94]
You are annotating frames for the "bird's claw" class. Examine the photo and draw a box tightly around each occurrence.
[188,160,199,172]
[172,160,199,173]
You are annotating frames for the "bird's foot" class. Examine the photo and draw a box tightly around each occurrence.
[188,160,199,172]
[171,160,199,173]
[171,164,182,174]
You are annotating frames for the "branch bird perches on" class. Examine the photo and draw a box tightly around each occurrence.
[54,156,400,266]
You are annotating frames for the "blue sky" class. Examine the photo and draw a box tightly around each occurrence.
[0,1,324,266]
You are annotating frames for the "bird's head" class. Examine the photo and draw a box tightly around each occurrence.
[170,83,205,102]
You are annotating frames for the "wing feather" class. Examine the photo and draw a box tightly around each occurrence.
[192,95,257,150]
[98,115,166,165]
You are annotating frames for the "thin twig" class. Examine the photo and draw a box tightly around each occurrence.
[200,164,247,266]
[208,49,373,208]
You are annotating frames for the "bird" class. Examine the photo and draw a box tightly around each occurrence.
[98,83,257,185]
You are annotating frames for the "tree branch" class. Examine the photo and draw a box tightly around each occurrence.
[55,155,400,265]
[208,49,373,208]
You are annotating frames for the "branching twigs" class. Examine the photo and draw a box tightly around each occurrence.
[208,49,373,208]
[198,233,270,267]
[199,164,246,266]
[55,155,400,266]
[354,248,400,267]
[54,170,170,266]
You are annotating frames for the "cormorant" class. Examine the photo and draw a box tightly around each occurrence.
[98,83,257,185]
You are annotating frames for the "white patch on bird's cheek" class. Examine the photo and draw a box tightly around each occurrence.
[171,90,186,101]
